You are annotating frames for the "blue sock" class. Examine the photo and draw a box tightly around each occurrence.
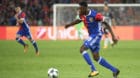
[98,57,117,73]
[82,51,96,71]
[16,38,26,46]
[31,40,39,52]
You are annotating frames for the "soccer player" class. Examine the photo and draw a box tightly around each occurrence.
[65,2,120,78]
[102,2,117,48]
[14,6,39,56]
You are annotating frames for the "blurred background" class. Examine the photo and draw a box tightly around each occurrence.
[0,0,140,40]
[0,0,140,26]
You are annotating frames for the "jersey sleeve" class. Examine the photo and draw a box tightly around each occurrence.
[95,13,103,21]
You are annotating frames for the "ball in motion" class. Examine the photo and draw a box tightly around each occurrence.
[48,68,59,78]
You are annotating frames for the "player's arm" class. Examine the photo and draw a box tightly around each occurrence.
[17,18,24,24]
[15,15,24,24]
[112,18,116,26]
[15,13,25,24]
[110,13,116,28]
[102,21,118,44]
[65,19,82,28]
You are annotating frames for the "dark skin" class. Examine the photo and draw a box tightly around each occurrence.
[65,6,118,61]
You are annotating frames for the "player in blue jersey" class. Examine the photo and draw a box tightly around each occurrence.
[65,2,119,78]
[14,6,39,56]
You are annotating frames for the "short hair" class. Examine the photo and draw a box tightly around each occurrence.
[79,1,88,7]
[104,1,108,6]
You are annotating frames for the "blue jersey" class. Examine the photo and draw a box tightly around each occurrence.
[80,10,103,36]
[80,9,103,52]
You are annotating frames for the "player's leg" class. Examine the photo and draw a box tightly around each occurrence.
[80,45,99,77]
[81,37,99,77]
[104,29,115,48]
[89,35,119,77]
[104,34,109,48]
[109,36,114,45]
[92,50,120,78]
[16,31,28,53]
[26,32,39,55]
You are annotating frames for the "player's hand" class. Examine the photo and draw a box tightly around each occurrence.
[112,36,118,44]
[65,25,70,29]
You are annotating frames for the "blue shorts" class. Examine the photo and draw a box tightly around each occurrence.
[84,35,102,53]
[16,30,32,39]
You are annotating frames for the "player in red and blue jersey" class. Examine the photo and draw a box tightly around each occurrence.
[15,6,39,56]
[65,2,119,78]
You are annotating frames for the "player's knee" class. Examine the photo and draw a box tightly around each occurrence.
[31,40,36,44]
[80,45,88,53]
[16,37,20,41]
[93,55,100,61]
[28,38,34,43]
[94,57,99,61]
[80,48,83,53]
[80,47,85,53]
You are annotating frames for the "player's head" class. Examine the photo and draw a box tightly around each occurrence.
[79,1,88,15]
[15,6,21,13]
[104,2,109,12]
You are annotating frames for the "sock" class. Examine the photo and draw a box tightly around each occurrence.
[31,40,39,52]
[16,38,26,46]
[82,51,96,71]
[104,37,109,47]
[98,57,117,73]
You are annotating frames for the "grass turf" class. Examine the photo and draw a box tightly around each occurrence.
[0,40,140,78]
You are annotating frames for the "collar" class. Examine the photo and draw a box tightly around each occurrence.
[86,9,91,16]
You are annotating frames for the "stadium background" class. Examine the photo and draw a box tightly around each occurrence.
[0,0,140,40]
[0,0,140,26]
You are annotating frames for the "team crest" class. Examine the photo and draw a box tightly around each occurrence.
[89,17,94,22]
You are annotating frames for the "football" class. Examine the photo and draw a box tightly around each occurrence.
[48,68,59,78]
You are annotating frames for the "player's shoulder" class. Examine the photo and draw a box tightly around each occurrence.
[89,9,97,16]
[90,9,97,13]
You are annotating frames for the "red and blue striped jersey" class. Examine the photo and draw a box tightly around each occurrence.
[18,12,30,32]
[80,10,103,36]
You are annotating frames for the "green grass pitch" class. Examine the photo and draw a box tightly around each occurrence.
[0,40,140,78]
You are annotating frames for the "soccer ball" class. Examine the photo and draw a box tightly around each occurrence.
[48,68,59,78]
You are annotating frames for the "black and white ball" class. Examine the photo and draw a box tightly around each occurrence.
[48,68,59,78]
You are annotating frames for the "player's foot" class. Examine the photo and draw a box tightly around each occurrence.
[88,71,99,77]
[24,44,29,53]
[113,69,120,78]
[36,51,40,56]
